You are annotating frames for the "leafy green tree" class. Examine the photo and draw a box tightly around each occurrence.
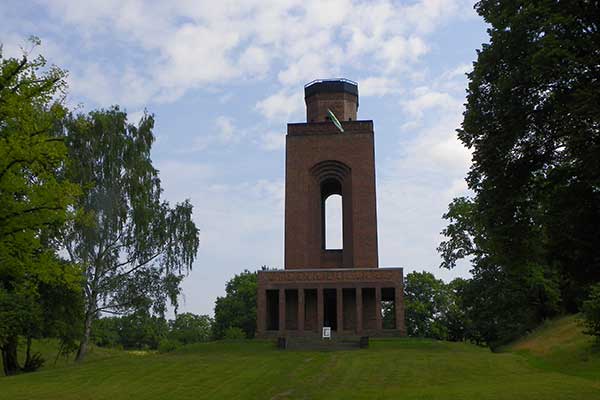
[91,317,120,348]
[60,107,199,361]
[439,198,561,347]
[582,283,600,342]
[404,271,451,339]
[438,1,597,345]
[0,40,81,375]
[169,313,212,345]
[444,278,472,343]
[213,270,257,339]
[404,272,473,342]
[116,311,168,350]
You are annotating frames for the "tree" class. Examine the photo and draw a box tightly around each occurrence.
[439,198,560,347]
[60,107,199,361]
[169,313,212,345]
[404,272,473,342]
[213,270,257,339]
[444,278,472,343]
[0,40,81,375]
[404,271,451,340]
[115,311,168,350]
[439,1,597,345]
[582,283,600,342]
[91,317,120,348]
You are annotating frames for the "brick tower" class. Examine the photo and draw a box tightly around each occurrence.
[256,79,405,338]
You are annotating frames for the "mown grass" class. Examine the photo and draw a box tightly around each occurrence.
[1,317,599,399]
[1,338,122,373]
[502,314,600,381]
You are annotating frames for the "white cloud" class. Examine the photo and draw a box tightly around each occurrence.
[360,76,401,97]
[260,131,286,151]
[379,35,429,72]
[404,0,472,34]
[0,0,473,110]
[255,89,304,121]
[174,116,242,153]
[402,87,461,120]
[68,63,115,106]
[155,24,240,90]
[238,46,271,77]
[277,51,339,87]
[215,116,236,143]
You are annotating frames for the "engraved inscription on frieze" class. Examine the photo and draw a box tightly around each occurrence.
[264,270,399,283]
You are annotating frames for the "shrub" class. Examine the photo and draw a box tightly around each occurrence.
[582,283,600,342]
[158,338,181,353]
[223,327,246,340]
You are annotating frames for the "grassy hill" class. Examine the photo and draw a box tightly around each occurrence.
[502,314,600,381]
[1,316,599,399]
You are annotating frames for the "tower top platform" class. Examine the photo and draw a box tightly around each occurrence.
[304,78,359,123]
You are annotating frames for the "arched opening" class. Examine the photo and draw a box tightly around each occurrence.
[320,178,343,251]
[311,161,351,266]
[324,194,343,250]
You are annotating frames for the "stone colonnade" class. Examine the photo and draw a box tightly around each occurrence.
[256,283,405,337]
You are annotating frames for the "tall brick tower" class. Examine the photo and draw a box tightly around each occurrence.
[285,79,378,270]
[256,79,404,339]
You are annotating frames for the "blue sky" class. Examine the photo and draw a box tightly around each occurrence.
[2,0,488,316]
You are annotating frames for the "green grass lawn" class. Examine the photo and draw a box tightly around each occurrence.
[1,316,599,399]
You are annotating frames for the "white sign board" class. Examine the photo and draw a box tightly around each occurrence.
[322,326,331,339]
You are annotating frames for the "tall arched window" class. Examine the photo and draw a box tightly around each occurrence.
[311,160,350,255]
[325,194,343,249]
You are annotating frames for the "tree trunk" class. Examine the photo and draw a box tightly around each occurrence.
[1,335,20,376]
[75,309,94,362]
[25,336,32,365]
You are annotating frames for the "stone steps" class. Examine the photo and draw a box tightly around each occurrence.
[277,336,368,351]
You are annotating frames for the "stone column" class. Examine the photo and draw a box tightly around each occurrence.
[336,287,343,333]
[279,288,286,333]
[317,287,324,334]
[396,285,406,335]
[257,287,266,336]
[375,286,382,331]
[298,288,305,332]
[356,287,363,335]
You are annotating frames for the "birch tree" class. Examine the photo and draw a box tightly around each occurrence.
[62,107,199,361]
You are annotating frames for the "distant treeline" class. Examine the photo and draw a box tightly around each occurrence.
[91,309,252,353]
[92,312,212,353]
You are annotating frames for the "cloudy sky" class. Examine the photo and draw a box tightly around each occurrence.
[2,0,488,316]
